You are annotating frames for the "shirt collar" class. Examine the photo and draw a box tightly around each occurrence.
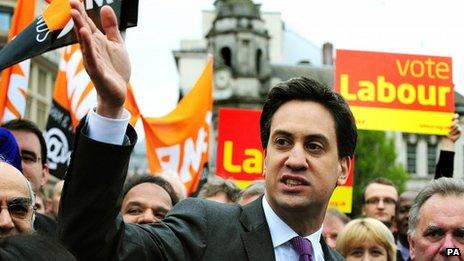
[262,196,322,248]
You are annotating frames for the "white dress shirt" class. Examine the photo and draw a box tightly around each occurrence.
[87,109,130,145]
[262,197,325,261]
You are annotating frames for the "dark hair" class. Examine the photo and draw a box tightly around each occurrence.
[123,175,179,206]
[0,234,76,261]
[2,119,47,166]
[198,177,242,203]
[362,177,399,204]
[260,77,357,159]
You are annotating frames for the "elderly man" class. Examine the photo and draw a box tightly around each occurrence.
[0,127,56,236]
[362,178,399,230]
[408,178,464,260]
[0,161,35,238]
[58,1,356,260]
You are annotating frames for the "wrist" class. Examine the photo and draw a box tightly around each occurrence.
[96,104,124,119]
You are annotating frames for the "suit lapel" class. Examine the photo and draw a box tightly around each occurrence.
[240,196,275,261]
[320,236,344,261]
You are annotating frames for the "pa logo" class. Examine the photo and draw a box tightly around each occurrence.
[444,248,461,256]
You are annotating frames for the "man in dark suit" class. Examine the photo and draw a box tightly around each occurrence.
[58,1,357,260]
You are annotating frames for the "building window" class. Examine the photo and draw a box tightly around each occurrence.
[0,7,13,33]
[38,68,47,96]
[36,100,48,129]
[407,143,416,174]
[220,47,231,67]
[25,95,32,119]
[256,49,262,75]
[427,143,437,175]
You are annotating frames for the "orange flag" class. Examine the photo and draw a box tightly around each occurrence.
[142,58,213,195]
[0,0,36,122]
[44,43,140,178]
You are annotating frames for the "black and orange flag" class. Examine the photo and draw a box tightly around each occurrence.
[44,44,140,178]
[0,0,36,122]
[0,0,138,71]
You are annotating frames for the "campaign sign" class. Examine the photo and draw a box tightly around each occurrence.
[335,49,454,135]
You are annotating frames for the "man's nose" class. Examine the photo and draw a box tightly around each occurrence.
[136,210,156,225]
[377,200,385,209]
[285,146,308,171]
[439,234,456,255]
[0,209,15,232]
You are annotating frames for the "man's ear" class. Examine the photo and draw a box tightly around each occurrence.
[408,234,416,260]
[262,149,267,177]
[40,163,49,187]
[337,156,351,186]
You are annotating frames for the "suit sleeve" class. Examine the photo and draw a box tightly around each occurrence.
[57,119,210,260]
[434,150,454,179]
[56,118,152,260]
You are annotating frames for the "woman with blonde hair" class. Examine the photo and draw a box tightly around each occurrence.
[336,218,396,260]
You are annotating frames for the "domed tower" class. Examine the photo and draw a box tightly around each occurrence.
[207,0,271,100]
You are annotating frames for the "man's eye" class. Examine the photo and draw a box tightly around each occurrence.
[155,212,166,220]
[453,229,464,243]
[425,230,444,241]
[305,143,323,152]
[8,204,29,217]
[275,138,290,147]
[127,208,142,215]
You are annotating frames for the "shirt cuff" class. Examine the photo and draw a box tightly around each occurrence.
[87,109,130,145]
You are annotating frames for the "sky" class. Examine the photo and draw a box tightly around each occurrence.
[125,0,464,119]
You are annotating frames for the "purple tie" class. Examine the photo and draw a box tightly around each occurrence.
[290,236,313,261]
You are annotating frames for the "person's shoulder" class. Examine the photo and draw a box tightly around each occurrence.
[168,198,243,219]
[34,213,57,237]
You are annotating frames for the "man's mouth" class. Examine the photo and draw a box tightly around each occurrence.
[284,179,303,186]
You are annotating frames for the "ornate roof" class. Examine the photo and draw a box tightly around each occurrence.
[214,0,261,20]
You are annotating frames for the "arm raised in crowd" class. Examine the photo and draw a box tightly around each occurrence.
[434,113,461,179]
[69,0,129,119]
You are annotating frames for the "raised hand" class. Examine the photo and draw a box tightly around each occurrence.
[69,0,130,118]
[440,113,462,151]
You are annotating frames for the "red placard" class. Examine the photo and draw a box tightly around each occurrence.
[216,108,264,182]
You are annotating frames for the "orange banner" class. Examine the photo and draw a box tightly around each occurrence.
[335,49,454,135]
[52,44,140,127]
[142,58,213,195]
[0,0,36,122]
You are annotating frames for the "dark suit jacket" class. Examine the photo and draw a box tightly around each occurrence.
[58,121,343,261]
[34,212,57,237]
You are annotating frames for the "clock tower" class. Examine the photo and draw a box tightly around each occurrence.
[207,0,271,101]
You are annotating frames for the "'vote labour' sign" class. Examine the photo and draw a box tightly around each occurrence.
[335,49,454,135]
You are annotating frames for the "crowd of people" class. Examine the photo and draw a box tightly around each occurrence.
[0,1,463,260]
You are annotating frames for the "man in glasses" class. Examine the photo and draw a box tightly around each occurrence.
[362,177,399,231]
[0,161,35,238]
[1,120,57,237]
